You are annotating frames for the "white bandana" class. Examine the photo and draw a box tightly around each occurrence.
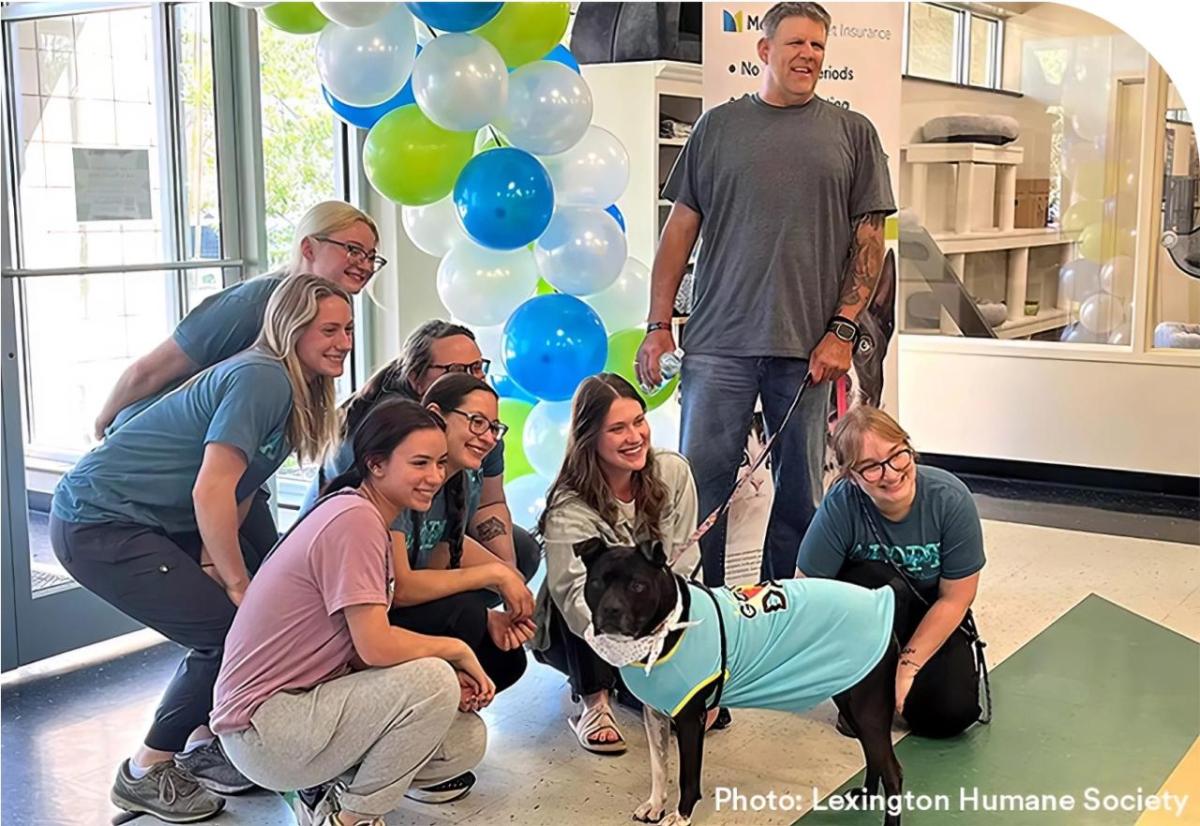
[583,579,701,675]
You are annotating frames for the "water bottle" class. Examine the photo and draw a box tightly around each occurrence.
[642,351,683,393]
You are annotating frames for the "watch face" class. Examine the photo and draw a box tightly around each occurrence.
[832,322,855,342]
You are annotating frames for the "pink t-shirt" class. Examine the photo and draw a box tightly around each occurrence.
[211,492,394,734]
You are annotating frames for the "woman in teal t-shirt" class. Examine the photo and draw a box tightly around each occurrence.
[50,275,353,823]
[797,405,986,739]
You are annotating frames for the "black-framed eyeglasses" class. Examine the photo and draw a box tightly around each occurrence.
[430,359,491,378]
[314,236,388,273]
[449,409,509,440]
[853,447,915,483]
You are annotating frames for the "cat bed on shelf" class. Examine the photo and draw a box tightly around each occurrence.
[1153,322,1200,349]
[921,114,1020,146]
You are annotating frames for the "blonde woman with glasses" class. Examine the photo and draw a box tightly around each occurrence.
[50,274,354,823]
[92,201,381,567]
[796,405,987,740]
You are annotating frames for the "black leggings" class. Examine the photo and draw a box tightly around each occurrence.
[838,561,982,739]
[388,590,527,693]
[532,601,624,701]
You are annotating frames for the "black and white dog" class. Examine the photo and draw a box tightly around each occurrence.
[579,538,906,826]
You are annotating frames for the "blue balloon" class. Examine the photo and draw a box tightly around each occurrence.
[454,148,554,251]
[544,44,581,74]
[321,51,420,130]
[605,204,626,233]
[490,371,538,404]
[503,295,608,402]
[407,2,502,32]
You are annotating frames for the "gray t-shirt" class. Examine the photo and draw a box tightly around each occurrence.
[107,273,286,434]
[796,465,986,598]
[53,350,294,535]
[663,95,896,358]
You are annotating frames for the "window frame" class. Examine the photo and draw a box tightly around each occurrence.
[903,2,1005,91]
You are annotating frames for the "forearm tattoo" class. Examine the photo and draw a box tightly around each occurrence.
[837,212,886,311]
[899,646,921,672]
[474,517,508,542]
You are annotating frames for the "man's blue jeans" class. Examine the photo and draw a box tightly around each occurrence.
[679,354,830,586]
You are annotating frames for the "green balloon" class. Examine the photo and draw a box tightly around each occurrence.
[498,399,535,481]
[475,2,571,69]
[364,105,475,206]
[535,278,557,296]
[261,2,328,34]
[604,328,677,412]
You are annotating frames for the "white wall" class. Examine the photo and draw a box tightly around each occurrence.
[899,343,1200,477]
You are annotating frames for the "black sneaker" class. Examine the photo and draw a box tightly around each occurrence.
[174,739,256,795]
[403,771,476,804]
[110,759,224,823]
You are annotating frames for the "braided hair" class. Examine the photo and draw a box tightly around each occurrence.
[418,373,498,569]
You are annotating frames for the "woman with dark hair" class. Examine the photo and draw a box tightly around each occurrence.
[796,405,987,739]
[214,399,492,826]
[307,320,542,584]
[382,373,535,695]
[531,373,700,754]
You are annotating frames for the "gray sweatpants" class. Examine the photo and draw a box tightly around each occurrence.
[220,658,486,816]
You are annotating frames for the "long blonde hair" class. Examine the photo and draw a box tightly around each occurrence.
[286,201,379,276]
[255,273,351,464]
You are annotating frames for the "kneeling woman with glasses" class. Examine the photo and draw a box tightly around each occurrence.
[796,405,987,739]
[316,372,535,698]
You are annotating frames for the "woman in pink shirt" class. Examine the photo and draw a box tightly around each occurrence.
[213,399,494,826]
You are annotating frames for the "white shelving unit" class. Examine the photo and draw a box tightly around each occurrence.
[903,142,1076,333]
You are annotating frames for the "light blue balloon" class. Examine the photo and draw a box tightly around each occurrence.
[523,400,574,479]
[454,148,554,251]
[406,2,502,32]
[321,46,420,129]
[503,294,608,402]
[605,204,626,232]
[535,207,627,296]
[504,474,553,530]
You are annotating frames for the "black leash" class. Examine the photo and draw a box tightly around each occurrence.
[854,488,992,725]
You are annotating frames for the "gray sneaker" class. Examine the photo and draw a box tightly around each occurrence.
[175,739,256,795]
[293,781,343,826]
[111,759,224,823]
[403,771,476,804]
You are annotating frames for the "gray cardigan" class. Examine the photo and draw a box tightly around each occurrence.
[531,450,700,651]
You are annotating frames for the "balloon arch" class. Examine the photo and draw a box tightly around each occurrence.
[246,1,681,522]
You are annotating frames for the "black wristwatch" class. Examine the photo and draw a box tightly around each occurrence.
[826,315,861,344]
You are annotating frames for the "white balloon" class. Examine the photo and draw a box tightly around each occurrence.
[523,401,573,479]
[505,474,552,530]
[646,402,681,452]
[402,195,467,258]
[469,322,506,364]
[1099,255,1134,297]
[495,61,593,155]
[1107,322,1131,345]
[535,207,627,296]
[584,257,651,333]
[412,33,508,132]
[315,2,390,28]
[437,240,538,327]
[1058,259,1102,303]
[1078,292,1126,335]
[539,126,630,208]
[316,5,416,107]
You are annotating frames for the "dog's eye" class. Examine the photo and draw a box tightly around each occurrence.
[630,581,647,594]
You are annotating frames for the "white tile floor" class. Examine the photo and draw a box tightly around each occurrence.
[95,519,1197,826]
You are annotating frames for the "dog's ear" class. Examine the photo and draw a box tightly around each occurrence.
[573,537,607,569]
[636,539,668,568]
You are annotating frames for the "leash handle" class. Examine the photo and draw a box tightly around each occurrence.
[668,375,813,574]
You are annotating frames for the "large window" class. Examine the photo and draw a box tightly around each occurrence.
[905,2,1003,90]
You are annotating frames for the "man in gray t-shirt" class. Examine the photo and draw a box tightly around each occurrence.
[636,2,896,585]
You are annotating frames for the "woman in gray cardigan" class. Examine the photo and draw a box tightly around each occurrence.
[531,373,699,754]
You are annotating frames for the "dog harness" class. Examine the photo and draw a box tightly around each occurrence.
[620,577,895,717]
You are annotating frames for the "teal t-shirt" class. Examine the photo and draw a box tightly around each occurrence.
[796,465,986,595]
[54,350,294,534]
[394,470,484,569]
[621,578,895,716]
[107,274,285,434]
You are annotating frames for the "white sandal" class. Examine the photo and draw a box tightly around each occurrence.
[568,705,627,754]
